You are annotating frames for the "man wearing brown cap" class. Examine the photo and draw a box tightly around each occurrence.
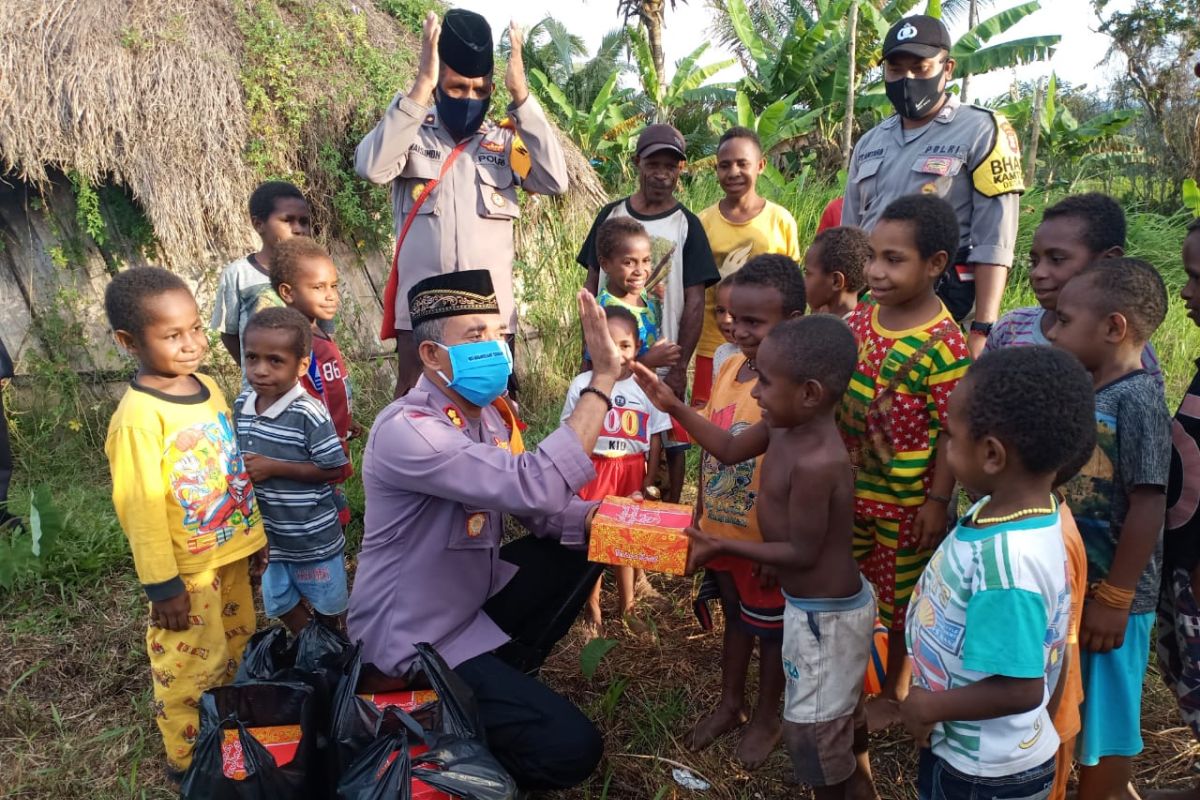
[356,10,569,398]
[578,124,720,501]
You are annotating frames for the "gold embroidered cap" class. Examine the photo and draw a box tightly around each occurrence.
[408,269,500,326]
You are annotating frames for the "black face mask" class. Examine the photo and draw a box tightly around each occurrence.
[885,69,946,120]
[436,91,491,142]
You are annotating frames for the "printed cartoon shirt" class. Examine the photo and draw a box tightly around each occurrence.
[1166,364,1200,574]
[560,373,672,457]
[302,331,353,445]
[596,289,661,357]
[984,305,1163,390]
[907,500,1069,777]
[699,354,762,542]
[696,200,801,358]
[839,300,971,517]
[1061,370,1171,614]
[105,374,266,601]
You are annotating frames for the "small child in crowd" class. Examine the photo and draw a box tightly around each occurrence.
[590,217,679,370]
[804,225,870,319]
[103,268,267,778]
[709,276,739,387]
[1050,258,1171,799]
[643,254,806,767]
[838,194,971,730]
[695,126,800,407]
[639,315,877,798]
[901,346,1093,799]
[211,181,314,369]
[561,306,672,637]
[234,307,352,635]
[1160,218,1200,760]
[985,192,1163,388]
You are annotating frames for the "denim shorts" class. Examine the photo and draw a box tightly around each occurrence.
[918,749,1055,800]
[261,552,348,618]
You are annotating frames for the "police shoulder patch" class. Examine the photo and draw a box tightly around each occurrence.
[971,112,1025,197]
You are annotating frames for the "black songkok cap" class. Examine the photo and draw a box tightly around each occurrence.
[438,9,494,78]
[409,270,500,325]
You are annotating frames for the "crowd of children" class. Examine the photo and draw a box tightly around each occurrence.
[98,126,1200,799]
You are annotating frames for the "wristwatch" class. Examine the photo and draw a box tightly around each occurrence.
[968,321,993,336]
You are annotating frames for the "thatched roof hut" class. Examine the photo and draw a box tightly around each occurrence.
[0,0,605,373]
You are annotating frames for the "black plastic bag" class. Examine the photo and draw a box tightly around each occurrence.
[295,619,353,676]
[235,626,295,683]
[411,738,515,800]
[337,708,415,800]
[412,643,482,741]
[180,681,320,800]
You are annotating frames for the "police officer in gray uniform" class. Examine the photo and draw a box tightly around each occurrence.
[843,15,1024,358]
[356,10,569,397]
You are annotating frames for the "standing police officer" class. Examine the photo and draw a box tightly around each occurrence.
[356,10,569,397]
[843,15,1024,358]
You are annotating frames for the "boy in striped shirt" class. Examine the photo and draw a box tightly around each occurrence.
[838,195,971,730]
[235,307,352,634]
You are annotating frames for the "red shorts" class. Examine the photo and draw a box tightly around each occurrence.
[692,355,714,407]
[580,452,645,502]
[707,554,785,640]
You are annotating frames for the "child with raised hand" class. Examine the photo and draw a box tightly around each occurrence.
[1049,258,1171,798]
[985,192,1163,387]
[590,216,680,370]
[211,181,313,369]
[562,305,673,638]
[901,345,1093,799]
[235,307,351,635]
[839,194,971,731]
[639,315,878,798]
[1160,218,1200,761]
[803,225,870,319]
[104,268,267,779]
[639,254,805,768]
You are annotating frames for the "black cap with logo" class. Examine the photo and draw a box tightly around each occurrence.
[882,15,952,60]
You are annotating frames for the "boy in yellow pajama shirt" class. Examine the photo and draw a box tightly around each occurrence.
[103,267,267,778]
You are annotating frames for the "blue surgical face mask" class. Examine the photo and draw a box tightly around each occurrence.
[436,90,491,142]
[437,339,512,407]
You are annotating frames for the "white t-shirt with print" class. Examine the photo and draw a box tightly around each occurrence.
[906,499,1069,776]
[560,374,672,457]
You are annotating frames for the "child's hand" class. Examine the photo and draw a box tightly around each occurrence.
[641,340,682,370]
[1080,600,1129,653]
[653,281,666,301]
[347,419,365,441]
[898,687,935,747]
[243,453,279,483]
[150,590,191,632]
[630,362,681,412]
[754,563,779,590]
[684,526,721,574]
[248,546,269,582]
[913,499,949,551]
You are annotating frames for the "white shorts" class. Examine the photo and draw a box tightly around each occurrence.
[782,576,876,724]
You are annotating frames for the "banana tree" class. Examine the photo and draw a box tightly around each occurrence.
[992,73,1141,190]
[528,68,641,162]
[707,89,823,192]
[627,28,737,129]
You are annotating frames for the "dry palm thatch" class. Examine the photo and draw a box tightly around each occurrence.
[0,0,606,269]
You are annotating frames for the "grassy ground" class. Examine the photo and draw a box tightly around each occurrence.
[3,182,1200,798]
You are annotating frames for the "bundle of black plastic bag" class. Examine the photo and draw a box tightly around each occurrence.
[331,642,516,800]
[180,681,320,800]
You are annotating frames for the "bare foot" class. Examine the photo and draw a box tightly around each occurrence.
[579,619,603,642]
[735,715,781,769]
[865,696,901,733]
[622,611,651,636]
[685,702,748,751]
[634,575,661,600]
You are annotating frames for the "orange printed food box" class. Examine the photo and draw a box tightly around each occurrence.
[358,688,439,714]
[221,724,302,780]
[588,496,691,575]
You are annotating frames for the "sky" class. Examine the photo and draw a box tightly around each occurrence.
[451,0,1133,104]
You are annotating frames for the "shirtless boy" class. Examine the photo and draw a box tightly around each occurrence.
[634,315,876,797]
